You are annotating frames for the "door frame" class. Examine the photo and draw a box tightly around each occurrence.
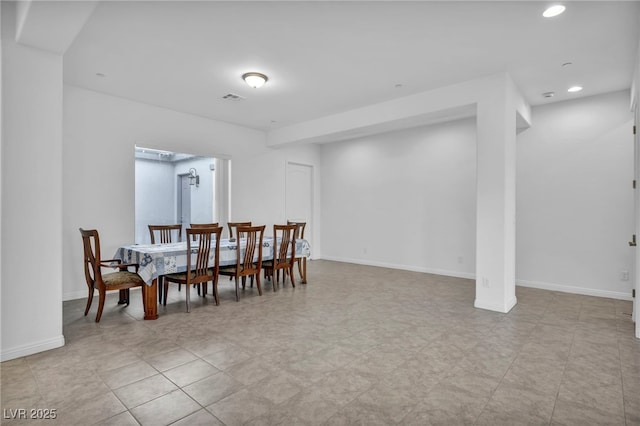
[176,173,192,236]
[285,161,314,258]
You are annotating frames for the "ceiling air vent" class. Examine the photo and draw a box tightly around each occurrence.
[222,93,245,101]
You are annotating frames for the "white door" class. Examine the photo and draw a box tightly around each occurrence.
[177,175,191,238]
[286,162,313,253]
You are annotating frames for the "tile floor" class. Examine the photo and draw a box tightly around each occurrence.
[1,260,639,425]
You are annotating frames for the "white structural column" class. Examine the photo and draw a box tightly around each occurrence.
[474,76,520,313]
[1,39,65,360]
[0,0,95,360]
[267,72,530,314]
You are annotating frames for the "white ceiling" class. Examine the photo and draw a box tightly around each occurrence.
[60,1,640,131]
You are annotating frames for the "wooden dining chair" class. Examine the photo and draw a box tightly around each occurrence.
[227,221,251,240]
[79,228,146,322]
[190,223,219,243]
[148,224,182,301]
[190,223,220,295]
[162,226,223,312]
[287,220,307,283]
[219,225,265,301]
[263,224,297,291]
[148,224,182,244]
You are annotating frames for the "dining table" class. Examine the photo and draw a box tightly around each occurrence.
[113,237,311,319]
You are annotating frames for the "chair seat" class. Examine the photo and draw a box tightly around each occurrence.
[164,271,210,282]
[220,264,259,274]
[219,266,237,274]
[103,271,145,288]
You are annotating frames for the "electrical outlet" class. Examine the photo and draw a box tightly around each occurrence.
[620,271,629,281]
[457,256,464,264]
[482,277,490,288]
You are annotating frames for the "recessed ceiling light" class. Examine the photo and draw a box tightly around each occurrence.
[561,62,572,68]
[96,73,105,77]
[568,86,583,93]
[394,83,403,88]
[542,92,555,98]
[543,5,566,18]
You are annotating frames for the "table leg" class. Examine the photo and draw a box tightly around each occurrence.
[143,279,159,320]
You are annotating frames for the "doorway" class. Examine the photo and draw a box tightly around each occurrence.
[286,162,313,254]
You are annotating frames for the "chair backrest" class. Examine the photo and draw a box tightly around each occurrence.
[191,223,219,228]
[79,228,102,289]
[287,220,306,239]
[190,223,219,240]
[186,226,223,282]
[148,224,182,244]
[273,224,297,267]
[234,225,265,273]
[228,221,251,239]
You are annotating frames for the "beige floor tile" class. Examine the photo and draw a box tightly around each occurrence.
[98,360,158,390]
[206,388,273,426]
[551,398,626,425]
[171,408,225,426]
[162,359,219,387]
[144,347,198,372]
[113,373,178,409]
[182,372,244,406]
[2,260,638,425]
[130,389,201,426]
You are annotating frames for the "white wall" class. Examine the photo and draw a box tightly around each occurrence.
[63,86,321,301]
[135,159,176,244]
[1,39,65,360]
[320,118,478,278]
[517,90,635,300]
[232,143,322,252]
[320,91,634,301]
[178,156,215,225]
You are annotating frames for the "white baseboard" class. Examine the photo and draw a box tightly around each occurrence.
[318,256,633,301]
[516,279,633,301]
[1,335,65,362]
[320,255,475,280]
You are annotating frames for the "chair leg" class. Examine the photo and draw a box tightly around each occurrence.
[289,266,296,288]
[158,276,163,303]
[256,273,262,296]
[186,282,191,313]
[297,259,303,282]
[95,289,106,322]
[141,284,147,314]
[234,276,239,301]
[163,281,169,306]
[272,269,277,292]
[84,287,94,316]
[213,275,219,306]
[125,289,131,305]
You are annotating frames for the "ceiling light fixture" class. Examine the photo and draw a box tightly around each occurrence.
[568,86,583,93]
[543,5,566,18]
[242,72,268,88]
